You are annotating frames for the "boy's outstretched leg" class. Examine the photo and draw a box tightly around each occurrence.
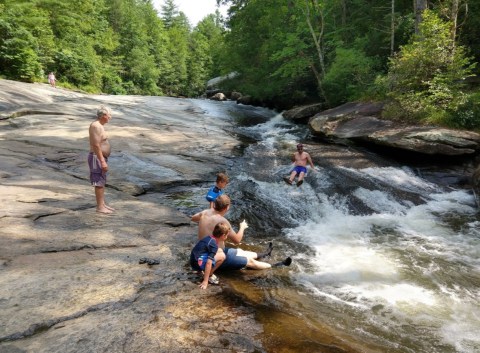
[296,171,306,187]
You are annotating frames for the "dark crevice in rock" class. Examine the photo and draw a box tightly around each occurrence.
[1,110,69,121]
[27,206,93,221]
[164,220,190,227]
[30,211,66,221]
[40,244,139,253]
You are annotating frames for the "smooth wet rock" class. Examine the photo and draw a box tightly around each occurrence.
[0,79,264,353]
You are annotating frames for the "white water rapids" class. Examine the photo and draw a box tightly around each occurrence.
[192,100,480,353]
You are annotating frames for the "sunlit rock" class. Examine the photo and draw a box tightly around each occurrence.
[282,103,324,122]
[309,102,480,156]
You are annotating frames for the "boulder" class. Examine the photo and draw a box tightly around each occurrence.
[209,92,226,101]
[206,88,221,98]
[309,102,480,156]
[311,101,384,119]
[206,72,239,89]
[230,91,242,101]
[237,95,252,105]
[310,115,394,139]
[282,103,324,122]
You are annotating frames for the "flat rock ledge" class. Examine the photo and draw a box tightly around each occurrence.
[0,79,265,353]
[308,102,480,156]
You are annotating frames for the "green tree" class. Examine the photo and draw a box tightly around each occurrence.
[163,22,189,95]
[107,0,160,94]
[323,47,378,106]
[0,1,54,81]
[161,0,179,29]
[186,13,225,96]
[385,10,475,125]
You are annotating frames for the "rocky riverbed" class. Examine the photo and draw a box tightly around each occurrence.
[1,80,368,353]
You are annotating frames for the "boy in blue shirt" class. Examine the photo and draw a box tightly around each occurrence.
[206,173,229,208]
[190,222,229,289]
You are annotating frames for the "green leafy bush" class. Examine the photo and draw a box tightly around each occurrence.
[0,21,43,81]
[385,10,476,126]
[323,47,377,106]
[444,92,480,129]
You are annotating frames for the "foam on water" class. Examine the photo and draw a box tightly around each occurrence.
[276,167,480,352]
[355,166,438,193]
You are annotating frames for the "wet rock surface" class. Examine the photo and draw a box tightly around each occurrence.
[0,80,265,353]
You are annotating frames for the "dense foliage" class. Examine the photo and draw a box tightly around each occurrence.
[0,0,224,97]
[0,0,479,128]
[217,0,479,127]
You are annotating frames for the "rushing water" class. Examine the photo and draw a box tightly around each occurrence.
[181,100,480,353]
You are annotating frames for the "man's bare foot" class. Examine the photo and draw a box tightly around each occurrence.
[96,207,113,214]
[104,204,115,211]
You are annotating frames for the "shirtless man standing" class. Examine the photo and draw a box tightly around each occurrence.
[191,195,289,271]
[284,143,315,187]
[88,105,114,214]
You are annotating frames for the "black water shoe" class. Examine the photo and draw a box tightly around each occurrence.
[273,257,292,267]
[257,242,273,259]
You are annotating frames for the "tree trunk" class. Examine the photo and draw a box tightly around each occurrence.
[450,0,464,42]
[302,0,327,102]
[391,0,395,55]
[414,0,428,35]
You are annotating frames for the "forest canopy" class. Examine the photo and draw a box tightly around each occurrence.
[0,0,225,97]
[0,0,479,128]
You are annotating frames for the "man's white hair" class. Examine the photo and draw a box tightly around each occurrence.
[96,105,111,119]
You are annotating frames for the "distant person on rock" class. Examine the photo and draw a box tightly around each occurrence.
[191,194,291,274]
[284,143,315,187]
[206,172,229,209]
[190,221,229,289]
[48,72,56,88]
[88,105,114,214]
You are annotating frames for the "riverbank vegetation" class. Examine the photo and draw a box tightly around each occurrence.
[0,0,479,128]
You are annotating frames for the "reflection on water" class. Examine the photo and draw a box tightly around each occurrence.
[186,99,480,353]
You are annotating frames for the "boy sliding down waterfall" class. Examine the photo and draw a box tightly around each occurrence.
[284,143,316,187]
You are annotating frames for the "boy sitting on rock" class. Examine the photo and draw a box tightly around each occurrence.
[190,221,229,289]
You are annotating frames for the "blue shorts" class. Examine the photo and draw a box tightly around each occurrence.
[218,248,248,271]
[190,254,216,271]
[291,166,307,175]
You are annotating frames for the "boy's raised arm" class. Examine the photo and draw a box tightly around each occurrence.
[228,219,248,244]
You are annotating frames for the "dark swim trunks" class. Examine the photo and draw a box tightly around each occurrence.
[190,253,217,271]
[291,166,307,175]
[218,248,248,271]
[88,152,107,187]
